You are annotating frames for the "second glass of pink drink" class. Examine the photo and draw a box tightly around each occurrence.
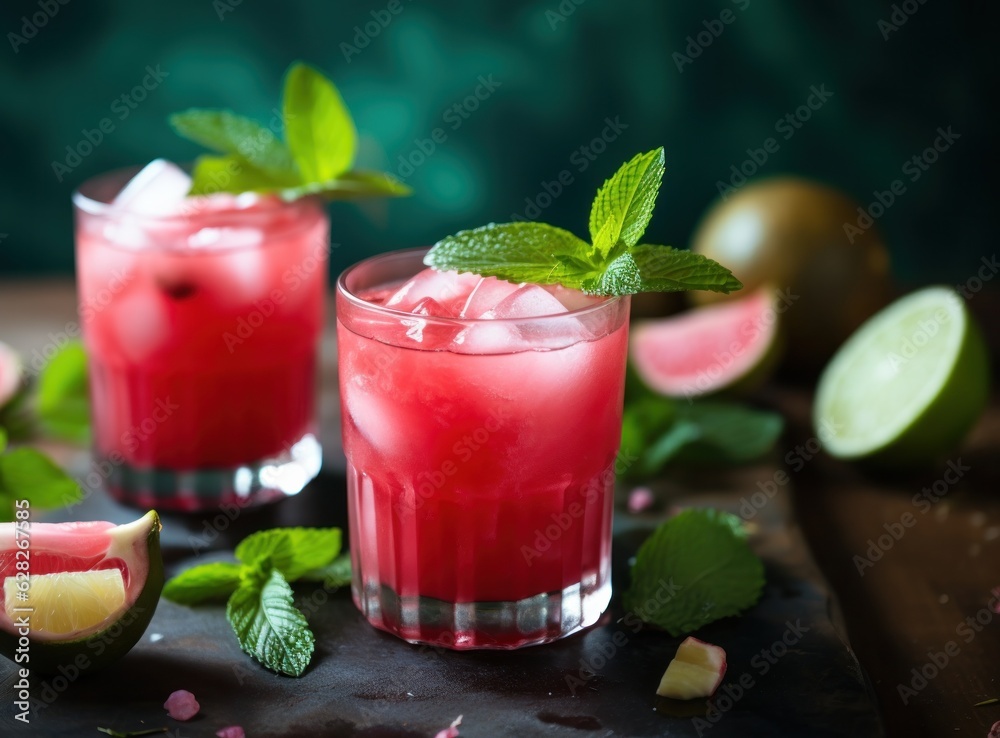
[337,248,630,648]
[74,162,328,510]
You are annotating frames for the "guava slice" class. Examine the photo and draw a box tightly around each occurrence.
[0,511,163,674]
[814,286,989,462]
[630,287,781,398]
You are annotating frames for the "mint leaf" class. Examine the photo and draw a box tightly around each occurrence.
[281,170,411,201]
[97,727,167,736]
[620,395,783,479]
[36,342,89,444]
[189,154,296,196]
[589,147,664,254]
[425,222,593,286]
[235,527,341,581]
[0,448,82,517]
[584,250,642,295]
[300,552,352,587]
[163,561,243,605]
[671,403,784,465]
[628,244,743,294]
[283,61,356,183]
[624,508,764,635]
[227,567,314,677]
[170,109,297,179]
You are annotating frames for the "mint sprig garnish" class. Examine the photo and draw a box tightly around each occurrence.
[425,147,742,296]
[163,527,348,677]
[623,508,764,635]
[170,62,411,202]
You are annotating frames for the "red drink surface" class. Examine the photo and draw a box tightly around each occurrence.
[76,186,327,471]
[337,257,629,647]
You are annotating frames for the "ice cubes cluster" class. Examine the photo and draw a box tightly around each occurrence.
[380,268,608,353]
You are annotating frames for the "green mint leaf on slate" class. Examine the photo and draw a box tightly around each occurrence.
[170,109,298,179]
[624,508,764,635]
[300,552,352,586]
[425,147,740,297]
[36,342,90,444]
[170,61,410,202]
[235,527,341,581]
[589,147,665,257]
[227,566,314,677]
[283,61,356,183]
[620,395,784,479]
[424,222,593,287]
[0,447,82,520]
[162,561,243,605]
[670,403,784,466]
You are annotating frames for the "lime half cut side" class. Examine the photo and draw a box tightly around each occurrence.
[814,286,989,462]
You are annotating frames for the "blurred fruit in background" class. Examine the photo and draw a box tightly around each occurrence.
[689,178,894,371]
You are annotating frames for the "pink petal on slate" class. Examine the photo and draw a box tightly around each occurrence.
[163,689,200,721]
[216,727,246,738]
[988,719,1000,738]
[434,714,462,738]
[628,487,654,513]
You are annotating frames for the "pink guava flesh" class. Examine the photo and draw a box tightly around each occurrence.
[630,287,776,397]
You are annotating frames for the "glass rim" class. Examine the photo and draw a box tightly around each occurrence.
[336,246,626,326]
[72,165,322,224]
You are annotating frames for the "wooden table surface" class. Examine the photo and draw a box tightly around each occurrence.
[1,279,998,737]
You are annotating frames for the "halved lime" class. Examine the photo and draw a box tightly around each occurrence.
[5,570,127,634]
[814,286,989,462]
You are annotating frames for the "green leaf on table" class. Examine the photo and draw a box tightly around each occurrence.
[162,561,243,605]
[424,147,741,297]
[170,109,297,178]
[588,147,664,254]
[671,403,785,465]
[0,447,82,509]
[227,566,314,677]
[36,342,89,443]
[623,508,764,635]
[620,394,783,479]
[283,61,356,183]
[235,527,341,581]
[300,552,352,587]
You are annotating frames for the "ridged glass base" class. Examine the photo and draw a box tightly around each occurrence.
[101,433,322,512]
[353,574,612,650]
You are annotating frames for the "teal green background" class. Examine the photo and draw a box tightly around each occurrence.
[0,0,994,284]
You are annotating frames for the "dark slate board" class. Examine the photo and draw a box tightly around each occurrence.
[1,464,882,738]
